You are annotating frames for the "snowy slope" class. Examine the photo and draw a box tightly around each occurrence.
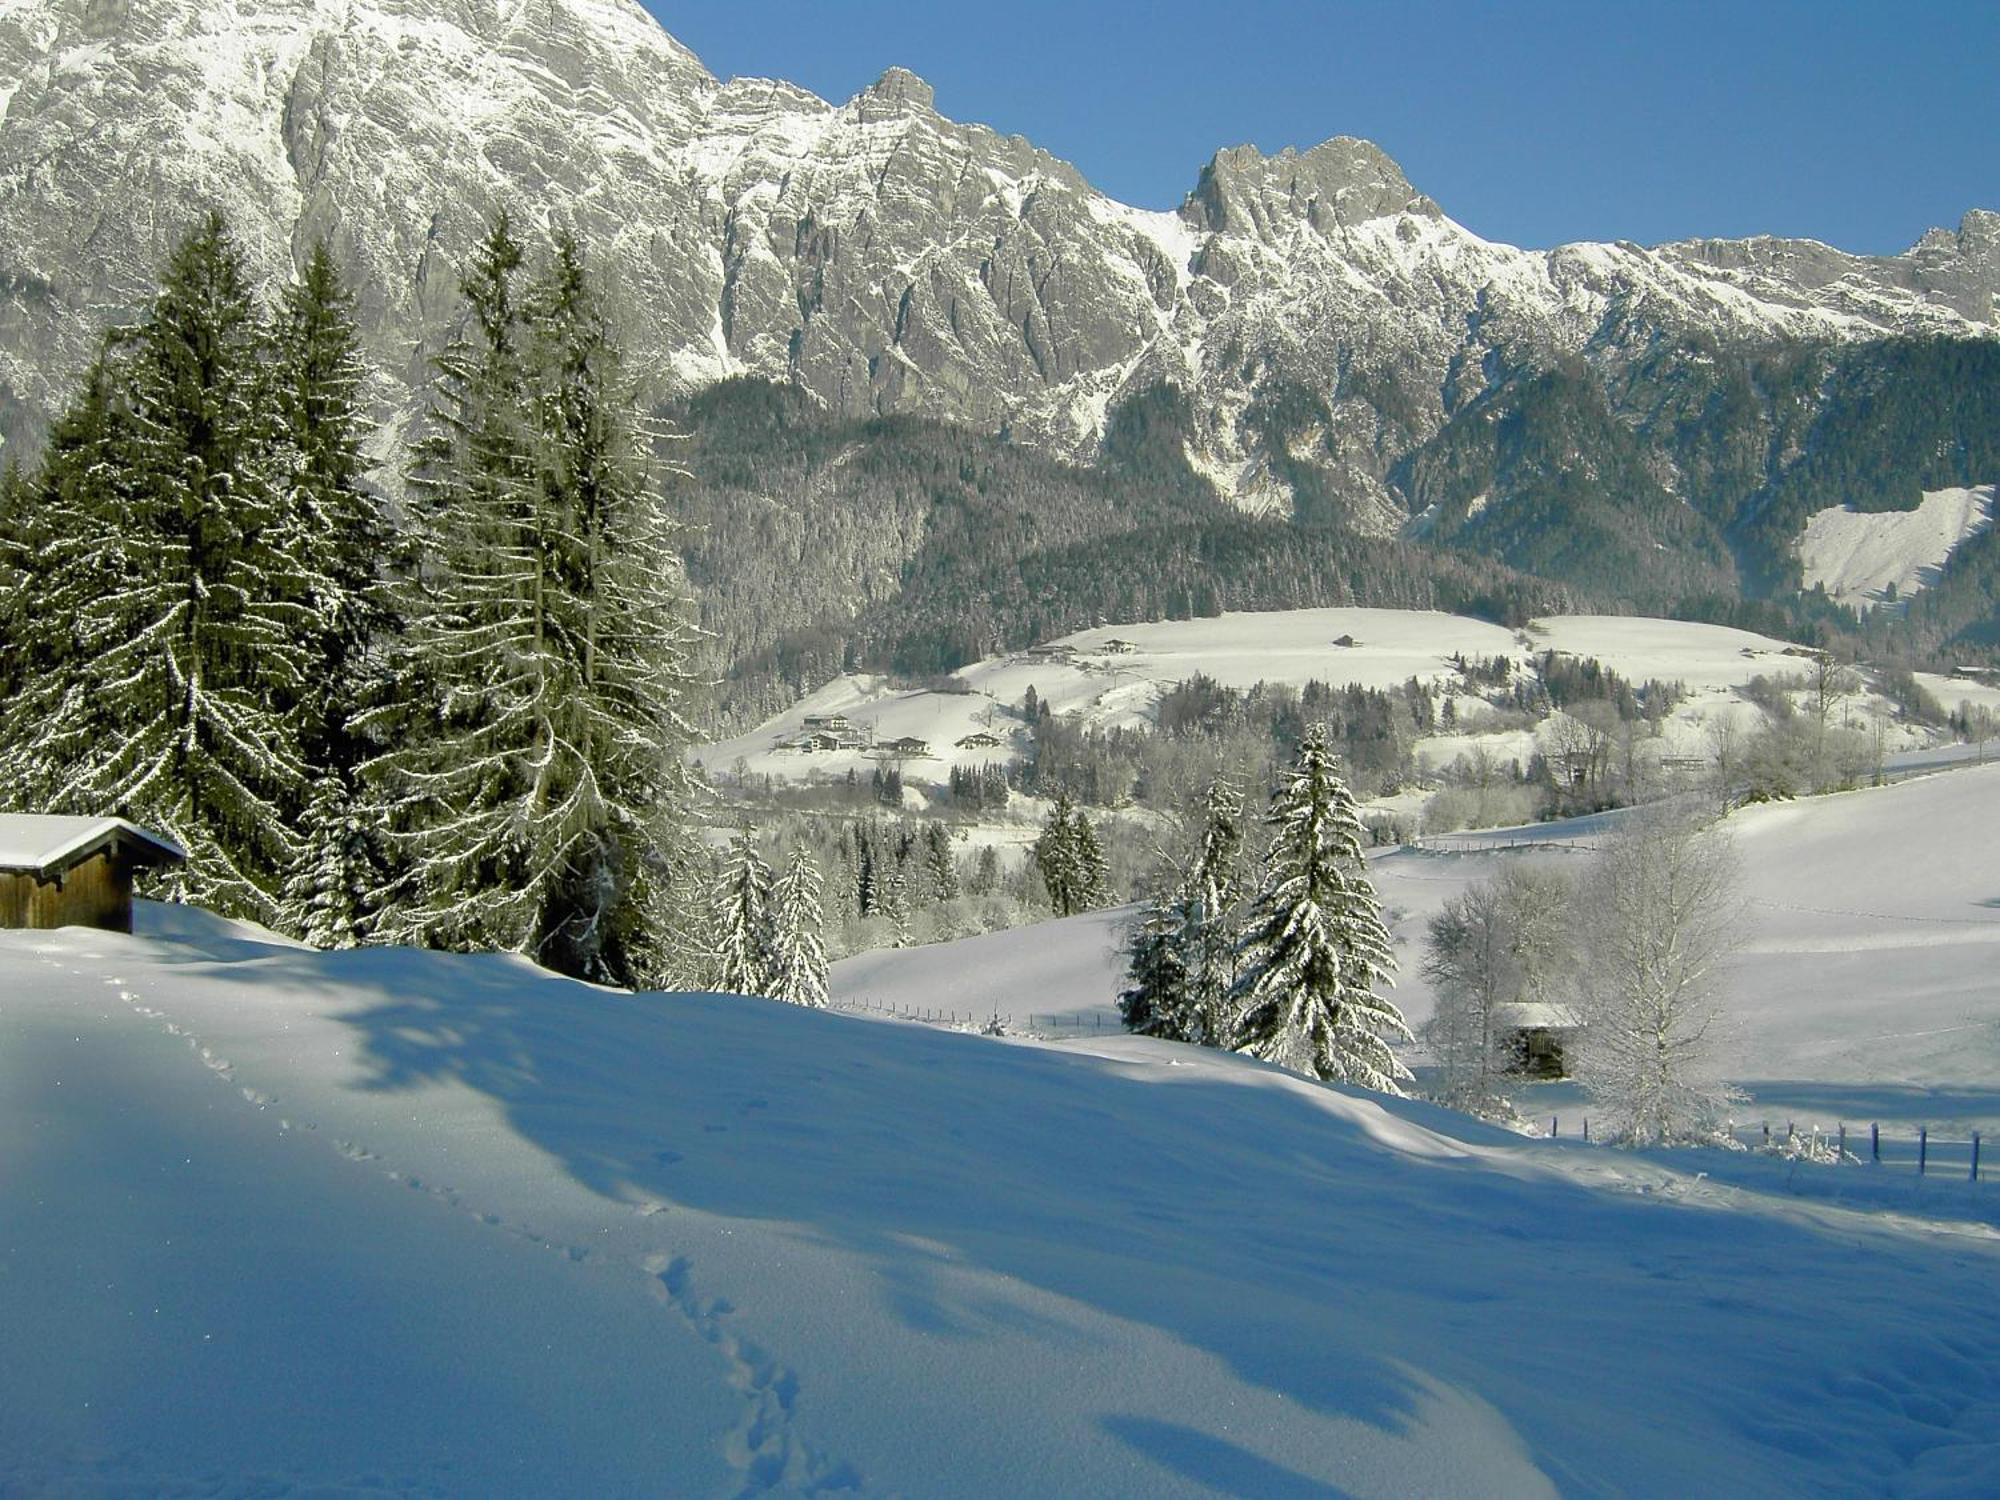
[7,900,2000,1495]
[700,605,1978,789]
[1798,485,1997,609]
[836,763,2000,1137]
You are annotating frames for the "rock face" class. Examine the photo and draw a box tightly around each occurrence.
[0,0,1994,528]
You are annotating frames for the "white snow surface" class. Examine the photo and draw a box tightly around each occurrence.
[7,862,2000,1493]
[1798,485,1997,610]
[851,763,2000,1140]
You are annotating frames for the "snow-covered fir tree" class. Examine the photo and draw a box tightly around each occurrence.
[923,820,960,903]
[363,219,704,984]
[2,214,311,921]
[765,842,830,1007]
[712,830,774,995]
[272,240,395,944]
[1035,790,1108,916]
[1073,813,1110,909]
[1120,778,1244,1045]
[1229,725,1410,1091]
[1120,894,1195,1038]
[281,774,379,951]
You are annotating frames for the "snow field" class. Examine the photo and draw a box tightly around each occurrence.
[5,883,2000,1494]
[701,607,1993,813]
[838,762,2000,1138]
[1798,485,1996,610]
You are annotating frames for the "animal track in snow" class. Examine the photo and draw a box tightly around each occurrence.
[645,1253,866,1496]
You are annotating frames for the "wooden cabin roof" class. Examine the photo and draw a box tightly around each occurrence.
[0,816,186,879]
[1492,1001,1584,1032]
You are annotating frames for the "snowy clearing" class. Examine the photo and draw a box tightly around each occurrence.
[6,880,2000,1494]
[1798,484,1996,610]
[839,762,2000,1139]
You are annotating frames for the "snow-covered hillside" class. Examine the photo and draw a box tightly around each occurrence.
[699,605,1989,791]
[6,897,2000,1496]
[835,761,2000,1135]
[1798,485,1997,609]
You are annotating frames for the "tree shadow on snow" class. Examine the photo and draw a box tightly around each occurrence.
[183,941,2000,1494]
[1100,1417,1358,1500]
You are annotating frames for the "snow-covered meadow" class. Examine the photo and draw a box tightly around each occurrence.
[6,755,2000,1497]
[1798,485,1996,611]
[699,605,1993,798]
[835,762,2000,1136]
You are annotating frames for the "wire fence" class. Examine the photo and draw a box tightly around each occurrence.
[829,1000,1120,1037]
[1538,1112,1987,1181]
[1412,834,1602,855]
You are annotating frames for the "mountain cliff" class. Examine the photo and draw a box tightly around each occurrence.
[3,0,1998,678]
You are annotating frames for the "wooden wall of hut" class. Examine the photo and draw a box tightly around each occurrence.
[0,854,133,933]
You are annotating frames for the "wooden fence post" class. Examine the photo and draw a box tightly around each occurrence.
[1919,1126,1928,1176]
[1871,1122,1879,1163]
[1837,1123,1846,1160]
[1972,1132,1981,1183]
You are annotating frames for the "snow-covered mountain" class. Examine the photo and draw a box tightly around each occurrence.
[1,0,1996,529]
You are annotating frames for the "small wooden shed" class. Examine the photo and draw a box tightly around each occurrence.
[1492,1001,1585,1079]
[0,815,186,933]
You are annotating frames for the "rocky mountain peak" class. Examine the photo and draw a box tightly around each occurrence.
[855,65,936,118]
[1183,135,1436,239]
[0,0,1993,531]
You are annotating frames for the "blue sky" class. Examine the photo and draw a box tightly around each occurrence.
[645,1,1998,255]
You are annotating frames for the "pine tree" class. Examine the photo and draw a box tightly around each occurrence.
[1119,778,1243,1044]
[281,773,379,950]
[272,239,392,766]
[1120,893,1195,1037]
[271,240,394,943]
[1073,813,1110,909]
[364,219,703,983]
[712,830,774,995]
[6,214,310,919]
[766,842,830,1007]
[0,459,28,708]
[1182,778,1246,1045]
[0,343,133,806]
[1035,790,1083,914]
[882,867,913,947]
[1229,725,1410,1091]
[923,820,960,903]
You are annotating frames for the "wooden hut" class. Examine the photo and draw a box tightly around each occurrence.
[1492,1001,1585,1079]
[0,816,186,933]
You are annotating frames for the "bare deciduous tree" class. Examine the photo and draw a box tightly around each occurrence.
[1422,863,1574,1115]
[1571,805,1743,1145]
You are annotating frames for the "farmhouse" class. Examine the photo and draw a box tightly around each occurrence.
[1099,638,1137,655]
[0,815,185,933]
[1492,1001,1584,1079]
[884,736,933,757]
[955,731,1002,749]
[798,713,873,749]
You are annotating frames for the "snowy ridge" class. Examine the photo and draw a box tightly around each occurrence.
[0,0,1995,521]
